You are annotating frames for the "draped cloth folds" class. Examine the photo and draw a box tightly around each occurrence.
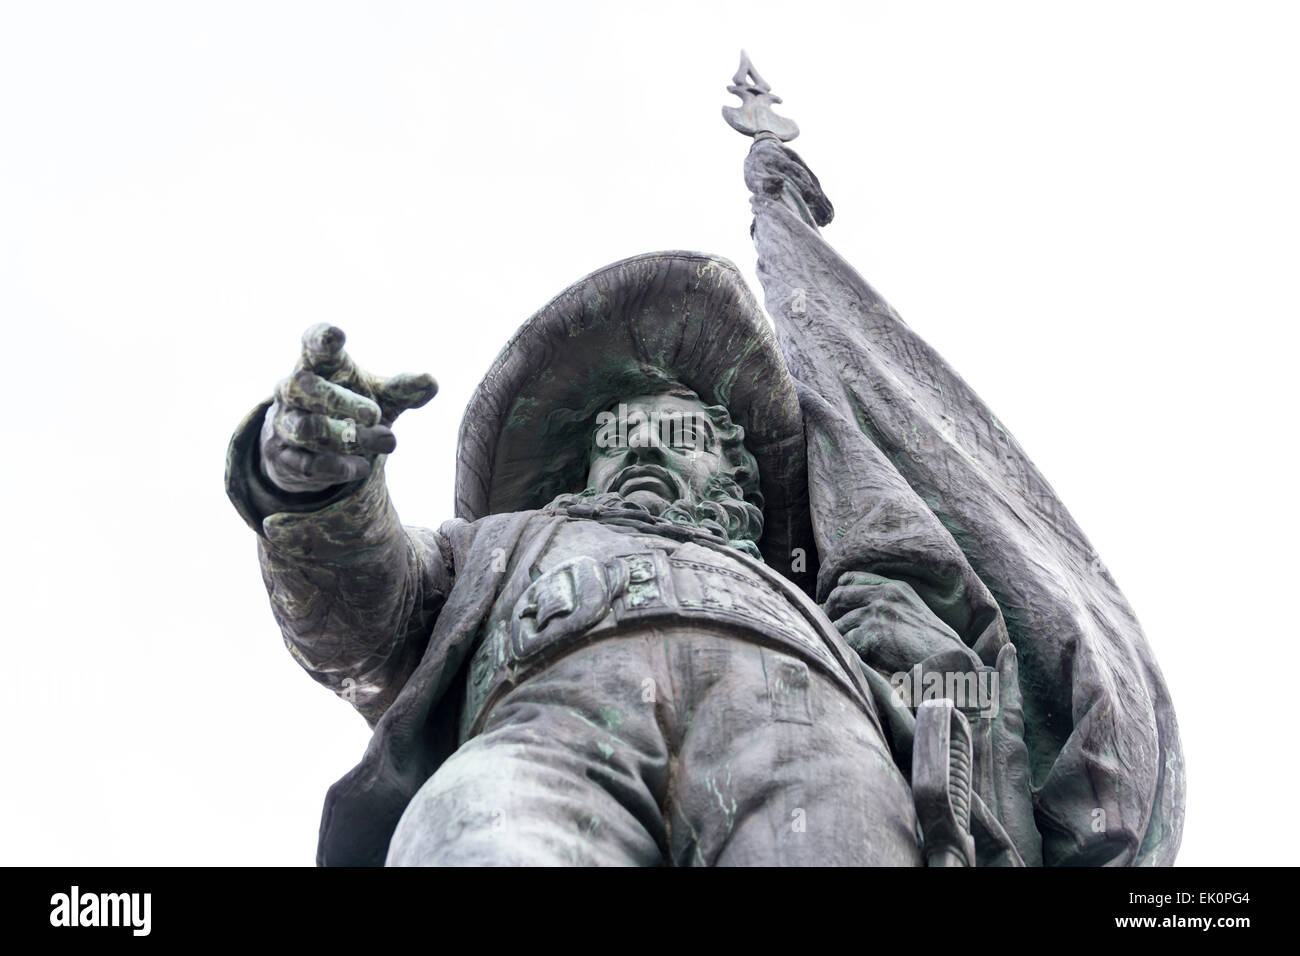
[745,139,1184,865]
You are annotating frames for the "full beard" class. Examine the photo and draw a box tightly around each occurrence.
[545,476,765,560]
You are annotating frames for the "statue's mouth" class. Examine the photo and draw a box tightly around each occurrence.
[609,464,682,501]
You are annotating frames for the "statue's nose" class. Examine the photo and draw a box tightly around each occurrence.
[625,432,668,465]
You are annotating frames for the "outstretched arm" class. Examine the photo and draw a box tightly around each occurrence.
[226,324,446,727]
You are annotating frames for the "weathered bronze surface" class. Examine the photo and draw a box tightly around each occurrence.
[225,56,1183,866]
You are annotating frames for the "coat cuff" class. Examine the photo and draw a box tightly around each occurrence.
[224,398,386,555]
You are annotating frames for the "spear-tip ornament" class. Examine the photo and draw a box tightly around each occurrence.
[722,50,799,143]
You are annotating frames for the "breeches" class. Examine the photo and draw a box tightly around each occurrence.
[386,627,922,866]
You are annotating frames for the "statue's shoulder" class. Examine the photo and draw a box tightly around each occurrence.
[436,509,567,571]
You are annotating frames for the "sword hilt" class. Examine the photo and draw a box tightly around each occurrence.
[913,697,977,867]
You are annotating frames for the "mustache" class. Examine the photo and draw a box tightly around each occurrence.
[606,463,685,496]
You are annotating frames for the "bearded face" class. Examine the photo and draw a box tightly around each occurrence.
[586,393,726,511]
[583,391,765,553]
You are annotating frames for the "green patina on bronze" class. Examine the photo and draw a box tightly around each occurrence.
[224,54,1183,868]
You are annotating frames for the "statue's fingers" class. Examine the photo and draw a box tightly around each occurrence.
[831,605,871,635]
[837,570,878,587]
[823,582,877,621]
[374,371,438,424]
[277,371,381,426]
[272,446,373,487]
[275,408,396,456]
[839,624,879,661]
[299,323,346,372]
[296,323,366,391]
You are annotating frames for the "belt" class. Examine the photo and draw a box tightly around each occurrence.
[460,545,875,741]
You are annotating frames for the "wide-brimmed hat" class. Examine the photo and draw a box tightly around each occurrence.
[454,251,810,569]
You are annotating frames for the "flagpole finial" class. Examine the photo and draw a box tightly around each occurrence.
[722,50,799,142]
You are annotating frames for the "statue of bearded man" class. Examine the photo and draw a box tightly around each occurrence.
[226,90,1184,866]
[228,253,978,866]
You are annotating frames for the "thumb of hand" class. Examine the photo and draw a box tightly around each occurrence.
[373,371,438,425]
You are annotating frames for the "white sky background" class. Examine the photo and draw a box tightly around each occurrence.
[1,0,1295,866]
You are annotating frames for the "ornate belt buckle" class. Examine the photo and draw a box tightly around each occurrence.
[509,556,612,663]
[609,550,675,620]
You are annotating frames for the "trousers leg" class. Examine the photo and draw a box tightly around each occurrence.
[666,639,923,866]
[387,635,671,866]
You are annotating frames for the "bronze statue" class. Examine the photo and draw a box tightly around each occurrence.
[225,55,1184,866]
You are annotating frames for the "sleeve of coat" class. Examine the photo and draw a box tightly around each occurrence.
[225,399,454,727]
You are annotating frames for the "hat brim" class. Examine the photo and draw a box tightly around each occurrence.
[454,251,810,569]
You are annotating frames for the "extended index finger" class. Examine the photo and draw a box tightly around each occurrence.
[298,323,361,384]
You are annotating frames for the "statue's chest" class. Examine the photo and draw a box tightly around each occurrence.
[458,519,841,742]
